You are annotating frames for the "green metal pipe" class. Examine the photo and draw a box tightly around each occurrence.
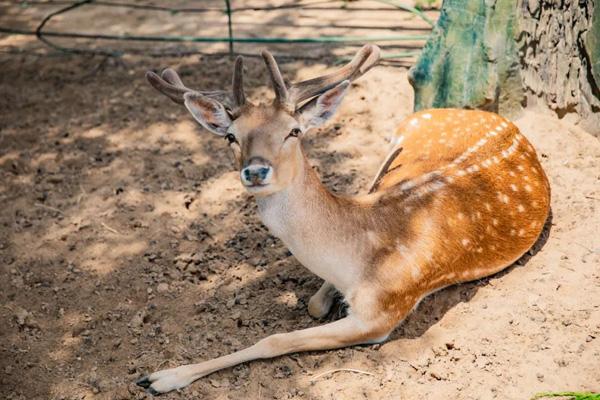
[224,0,234,56]
[0,27,429,43]
[1,27,429,44]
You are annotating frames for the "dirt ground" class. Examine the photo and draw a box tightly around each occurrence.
[1,2,599,400]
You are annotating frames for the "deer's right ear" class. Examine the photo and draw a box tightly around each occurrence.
[183,92,232,136]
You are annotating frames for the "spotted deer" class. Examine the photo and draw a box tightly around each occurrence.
[137,45,550,394]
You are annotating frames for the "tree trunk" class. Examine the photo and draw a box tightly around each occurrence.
[518,0,600,134]
[409,0,600,136]
[409,0,523,115]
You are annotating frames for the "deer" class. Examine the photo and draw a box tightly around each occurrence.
[137,44,551,394]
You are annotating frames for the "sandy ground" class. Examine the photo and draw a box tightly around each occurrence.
[1,2,599,400]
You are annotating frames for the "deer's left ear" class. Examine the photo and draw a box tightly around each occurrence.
[296,80,350,131]
[183,92,232,136]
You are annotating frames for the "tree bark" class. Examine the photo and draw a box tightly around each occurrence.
[409,0,600,136]
[518,0,599,134]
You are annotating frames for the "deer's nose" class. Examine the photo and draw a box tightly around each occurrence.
[240,158,273,186]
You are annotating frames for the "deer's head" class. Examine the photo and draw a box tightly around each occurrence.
[146,45,380,196]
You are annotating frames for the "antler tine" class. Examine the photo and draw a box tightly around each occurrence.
[146,66,240,111]
[288,44,380,106]
[146,69,189,105]
[261,50,291,109]
[161,68,187,89]
[232,56,246,108]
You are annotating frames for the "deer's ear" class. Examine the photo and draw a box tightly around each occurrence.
[297,80,350,131]
[183,92,232,136]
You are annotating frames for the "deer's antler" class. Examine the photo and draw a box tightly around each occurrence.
[146,56,247,116]
[261,44,380,111]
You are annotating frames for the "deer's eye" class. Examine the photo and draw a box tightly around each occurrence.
[286,128,301,140]
[225,133,237,144]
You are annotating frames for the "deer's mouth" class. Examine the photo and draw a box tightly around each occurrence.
[244,182,269,189]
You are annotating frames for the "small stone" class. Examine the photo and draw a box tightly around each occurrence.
[156,283,169,293]
[129,309,148,330]
[14,307,40,330]
[430,369,445,381]
[536,373,544,382]
[273,365,292,379]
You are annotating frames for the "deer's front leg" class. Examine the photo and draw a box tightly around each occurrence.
[136,314,392,395]
[308,281,337,318]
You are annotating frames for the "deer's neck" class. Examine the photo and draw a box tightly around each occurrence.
[255,153,366,291]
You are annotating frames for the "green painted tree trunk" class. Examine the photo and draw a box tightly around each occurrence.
[408,0,523,116]
[409,0,600,135]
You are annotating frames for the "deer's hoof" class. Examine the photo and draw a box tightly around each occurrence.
[134,366,196,395]
[147,387,161,396]
[136,376,151,388]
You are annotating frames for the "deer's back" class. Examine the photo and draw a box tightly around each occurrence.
[366,109,550,311]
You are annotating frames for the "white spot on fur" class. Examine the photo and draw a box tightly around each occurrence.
[422,113,432,120]
[524,184,533,192]
[409,118,419,126]
[517,204,525,212]
[462,238,470,247]
[510,184,518,192]
[400,180,416,191]
[391,135,404,147]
